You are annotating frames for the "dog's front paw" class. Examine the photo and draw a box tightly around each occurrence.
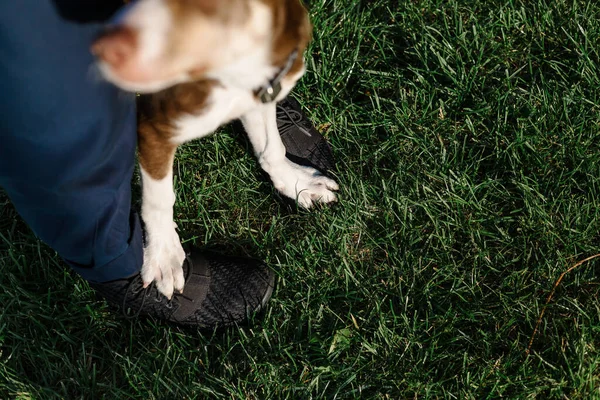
[141,225,186,299]
[272,159,339,208]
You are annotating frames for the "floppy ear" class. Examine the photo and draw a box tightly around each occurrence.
[91,26,138,69]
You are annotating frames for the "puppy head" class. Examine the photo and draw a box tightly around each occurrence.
[92,0,310,93]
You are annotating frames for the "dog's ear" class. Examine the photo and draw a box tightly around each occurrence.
[92,26,138,69]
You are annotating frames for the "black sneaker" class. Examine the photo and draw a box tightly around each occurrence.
[276,96,336,174]
[232,96,336,174]
[90,248,275,328]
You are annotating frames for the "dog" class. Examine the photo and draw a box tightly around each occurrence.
[91,0,339,298]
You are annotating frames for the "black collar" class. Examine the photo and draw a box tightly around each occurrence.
[255,49,298,103]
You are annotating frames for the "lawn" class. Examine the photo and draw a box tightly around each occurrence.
[2,0,600,398]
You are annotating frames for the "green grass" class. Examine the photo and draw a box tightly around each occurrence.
[2,0,600,398]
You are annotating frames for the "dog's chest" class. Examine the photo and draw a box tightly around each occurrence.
[171,85,256,145]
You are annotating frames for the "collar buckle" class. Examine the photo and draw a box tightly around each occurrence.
[257,81,282,103]
[256,49,299,104]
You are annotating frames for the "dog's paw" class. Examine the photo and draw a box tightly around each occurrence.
[141,225,186,299]
[272,159,339,208]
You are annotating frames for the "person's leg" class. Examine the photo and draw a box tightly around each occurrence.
[0,1,142,282]
[0,2,275,328]
[0,1,336,328]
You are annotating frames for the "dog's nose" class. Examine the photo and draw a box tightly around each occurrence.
[91,26,137,68]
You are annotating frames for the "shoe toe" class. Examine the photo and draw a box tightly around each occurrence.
[176,250,275,327]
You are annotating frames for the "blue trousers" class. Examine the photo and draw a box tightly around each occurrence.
[0,1,143,282]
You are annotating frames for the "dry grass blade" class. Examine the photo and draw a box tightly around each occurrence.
[526,253,600,356]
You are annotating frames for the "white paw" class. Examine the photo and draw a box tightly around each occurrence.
[141,224,186,299]
[271,159,339,208]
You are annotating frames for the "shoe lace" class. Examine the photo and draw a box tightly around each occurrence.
[122,279,176,319]
[276,103,313,138]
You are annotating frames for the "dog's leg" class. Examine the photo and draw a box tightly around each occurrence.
[138,129,185,299]
[241,103,339,208]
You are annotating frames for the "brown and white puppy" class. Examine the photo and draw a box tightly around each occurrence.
[92,0,339,298]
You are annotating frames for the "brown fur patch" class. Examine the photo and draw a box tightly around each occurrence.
[164,0,311,76]
[137,122,177,180]
[165,0,246,22]
[166,0,220,17]
[161,0,249,75]
[137,0,310,179]
[263,0,312,74]
[137,80,216,179]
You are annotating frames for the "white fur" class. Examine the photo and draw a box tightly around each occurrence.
[140,166,186,299]
[97,0,191,93]
[240,102,339,208]
[173,86,254,144]
[142,68,337,297]
[206,2,276,90]
[105,0,338,298]
[97,61,190,93]
[124,0,172,63]
[171,76,339,208]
